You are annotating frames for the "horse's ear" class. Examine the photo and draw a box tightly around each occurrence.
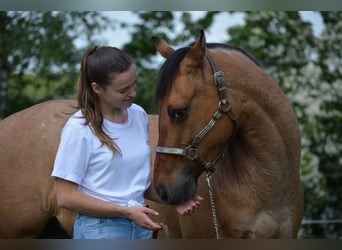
[151,36,175,58]
[185,30,206,68]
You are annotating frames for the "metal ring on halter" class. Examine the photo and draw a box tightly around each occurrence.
[219,99,228,106]
[186,146,199,160]
[219,99,232,113]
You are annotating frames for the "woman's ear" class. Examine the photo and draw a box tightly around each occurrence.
[91,82,103,96]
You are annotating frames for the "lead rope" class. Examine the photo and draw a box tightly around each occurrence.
[205,172,220,239]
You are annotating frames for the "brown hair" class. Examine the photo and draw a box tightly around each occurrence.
[77,46,134,156]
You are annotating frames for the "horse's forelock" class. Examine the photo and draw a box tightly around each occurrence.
[155,46,191,104]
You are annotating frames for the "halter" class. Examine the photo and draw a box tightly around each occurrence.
[155,50,236,173]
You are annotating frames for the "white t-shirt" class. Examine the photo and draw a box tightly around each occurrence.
[51,104,152,207]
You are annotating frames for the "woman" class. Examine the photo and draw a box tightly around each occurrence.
[51,46,203,239]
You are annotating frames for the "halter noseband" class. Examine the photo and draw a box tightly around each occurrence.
[155,50,236,173]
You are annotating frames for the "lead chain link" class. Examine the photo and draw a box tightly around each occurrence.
[206,172,220,239]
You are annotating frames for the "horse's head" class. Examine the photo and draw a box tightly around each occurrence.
[151,31,237,204]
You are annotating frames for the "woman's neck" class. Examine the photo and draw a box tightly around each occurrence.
[102,108,128,124]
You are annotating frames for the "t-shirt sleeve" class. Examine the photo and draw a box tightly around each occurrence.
[51,123,91,185]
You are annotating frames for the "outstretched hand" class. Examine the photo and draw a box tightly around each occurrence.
[175,195,204,216]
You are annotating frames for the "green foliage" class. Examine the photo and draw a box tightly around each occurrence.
[0,11,111,117]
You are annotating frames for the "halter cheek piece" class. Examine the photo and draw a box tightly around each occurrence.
[155,50,237,173]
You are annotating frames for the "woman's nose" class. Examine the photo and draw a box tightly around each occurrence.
[128,86,136,97]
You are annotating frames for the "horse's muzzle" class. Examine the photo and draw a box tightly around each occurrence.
[155,178,197,205]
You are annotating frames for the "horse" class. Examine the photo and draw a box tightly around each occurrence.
[150,30,304,238]
[0,99,179,238]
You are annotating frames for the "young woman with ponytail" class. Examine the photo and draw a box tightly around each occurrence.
[51,46,203,239]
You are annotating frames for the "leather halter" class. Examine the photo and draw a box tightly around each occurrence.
[155,49,236,173]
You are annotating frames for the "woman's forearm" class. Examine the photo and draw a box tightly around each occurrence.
[55,178,128,218]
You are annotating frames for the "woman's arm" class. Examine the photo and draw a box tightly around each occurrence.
[55,178,161,230]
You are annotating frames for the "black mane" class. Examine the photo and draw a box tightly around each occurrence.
[155,42,260,104]
[204,42,260,66]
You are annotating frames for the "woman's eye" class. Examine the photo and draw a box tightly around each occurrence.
[168,108,187,122]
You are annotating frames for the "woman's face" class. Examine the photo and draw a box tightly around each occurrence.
[98,64,137,112]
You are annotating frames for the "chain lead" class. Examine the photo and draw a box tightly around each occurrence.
[206,172,220,239]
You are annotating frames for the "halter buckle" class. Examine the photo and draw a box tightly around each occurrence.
[214,71,224,81]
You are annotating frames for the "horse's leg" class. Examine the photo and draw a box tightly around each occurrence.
[55,208,76,237]
[39,208,75,238]
[38,181,75,238]
[39,217,71,238]
[38,175,75,238]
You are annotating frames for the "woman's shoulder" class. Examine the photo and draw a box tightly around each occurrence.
[128,104,148,124]
[63,110,92,135]
[66,109,86,125]
[129,104,148,118]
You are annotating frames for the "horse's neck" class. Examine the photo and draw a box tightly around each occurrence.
[218,93,288,198]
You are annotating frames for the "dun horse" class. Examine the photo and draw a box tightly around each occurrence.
[151,30,303,238]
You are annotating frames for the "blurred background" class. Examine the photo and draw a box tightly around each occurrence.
[0,11,341,238]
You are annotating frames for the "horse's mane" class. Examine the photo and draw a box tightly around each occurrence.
[204,43,260,67]
[155,42,260,104]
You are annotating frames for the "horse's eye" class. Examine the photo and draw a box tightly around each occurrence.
[168,108,187,122]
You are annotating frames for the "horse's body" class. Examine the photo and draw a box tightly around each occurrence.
[0,99,179,238]
[0,100,76,237]
[151,31,304,238]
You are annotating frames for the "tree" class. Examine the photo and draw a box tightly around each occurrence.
[305,11,342,238]
[0,11,112,118]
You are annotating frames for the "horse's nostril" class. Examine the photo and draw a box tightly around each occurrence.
[156,185,171,204]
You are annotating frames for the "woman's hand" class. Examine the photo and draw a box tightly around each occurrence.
[55,179,162,231]
[175,195,204,216]
[126,206,162,230]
